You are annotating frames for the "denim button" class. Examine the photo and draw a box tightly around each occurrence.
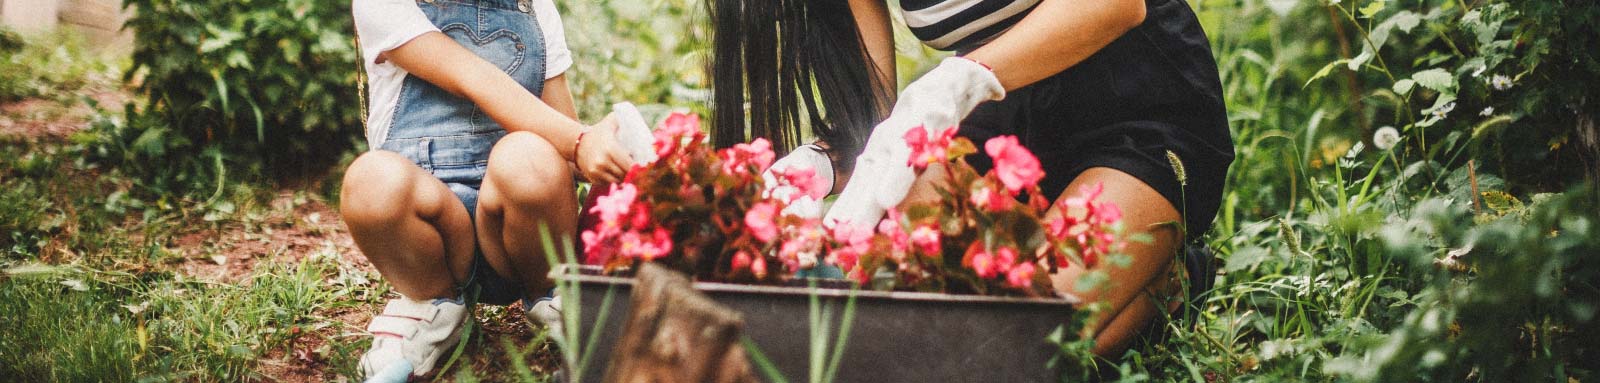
[517,0,531,13]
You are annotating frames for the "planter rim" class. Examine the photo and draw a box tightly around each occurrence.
[552,264,1081,306]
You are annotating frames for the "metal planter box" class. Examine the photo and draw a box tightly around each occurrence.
[554,266,1080,382]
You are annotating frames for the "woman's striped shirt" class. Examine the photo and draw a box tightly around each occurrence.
[898,0,1043,51]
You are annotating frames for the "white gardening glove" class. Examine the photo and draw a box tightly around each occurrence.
[762,144,834,219]
[823,57,1004,229]
[612,102,658,164]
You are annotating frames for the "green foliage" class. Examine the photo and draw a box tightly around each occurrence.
[119,0,362,179]
[557,0,711,121]
[1325,188,1600,381]
[0,28,120,102]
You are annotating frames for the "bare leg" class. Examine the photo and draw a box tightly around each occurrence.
[340,151,476,299]
[477,131,579,297]
[900,166,1182,357]
[1046,167,1182,357]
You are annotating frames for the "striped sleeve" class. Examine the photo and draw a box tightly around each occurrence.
[900,0,1042,51]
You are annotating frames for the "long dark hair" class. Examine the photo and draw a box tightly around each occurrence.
[706,0,889,171]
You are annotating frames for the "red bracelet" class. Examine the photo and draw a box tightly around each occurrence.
[573,130,589,160]
[957,55,993,71]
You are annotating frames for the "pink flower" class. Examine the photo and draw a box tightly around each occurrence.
[877,210,909,253]
[581,227,615,265]
[970,250,998,279]
[776,166,831,201]
[984,136,1043,194]
[994,246,1017,273]
[745,201,780,242]
[751,256,768,278]
[1051,183,1124,269]
[654,112,702,157]
[720,138,776,177]
[970,183,1014,212]
[828,223,873,271]
[593,183,639,223]
[779,226,825,269]
[904,125,957,171]
[910,225,941,255]
[1006,262,1036,288]
[619,227,673,261]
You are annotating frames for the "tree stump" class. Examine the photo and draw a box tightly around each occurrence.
[602,263,760,383]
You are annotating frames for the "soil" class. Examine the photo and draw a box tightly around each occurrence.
[0,90,124,140]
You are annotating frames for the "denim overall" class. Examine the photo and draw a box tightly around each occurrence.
[378,0,548,305]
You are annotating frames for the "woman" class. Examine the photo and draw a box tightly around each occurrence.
[711,0,1233,356]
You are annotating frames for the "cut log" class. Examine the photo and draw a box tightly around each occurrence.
[602,263,760,383]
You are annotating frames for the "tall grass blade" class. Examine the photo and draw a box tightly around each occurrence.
[741,336,791,383]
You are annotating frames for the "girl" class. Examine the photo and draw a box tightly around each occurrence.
[346,0,641,378]
[720,0,1233,357]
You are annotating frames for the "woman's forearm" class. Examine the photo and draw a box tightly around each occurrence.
[385,32,585,160]
[965,0,1146,91]
[851,0,898,107]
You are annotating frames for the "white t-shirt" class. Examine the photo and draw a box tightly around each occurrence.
[353,0,573,148]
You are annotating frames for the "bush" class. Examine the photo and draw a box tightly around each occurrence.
[120,0,362,179]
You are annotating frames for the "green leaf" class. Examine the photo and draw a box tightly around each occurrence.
[1390,11,1421,33]
[1305,59,1351,88]
[1359,0,1387,18]
[1392,79,1416,95]
[1411,68,1456,93]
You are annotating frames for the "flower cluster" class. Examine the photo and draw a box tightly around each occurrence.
[583,117,1128,297]
[824,125,1127,297]
[581,112,829,283]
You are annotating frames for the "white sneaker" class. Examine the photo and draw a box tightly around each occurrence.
[359,296,468,382]
[524,293,563,339]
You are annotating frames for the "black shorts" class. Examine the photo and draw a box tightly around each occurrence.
[958,0,1233,238]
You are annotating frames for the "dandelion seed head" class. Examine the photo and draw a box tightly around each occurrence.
[1373,126,1401,150]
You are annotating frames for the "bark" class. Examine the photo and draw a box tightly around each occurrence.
[603,263,760,383]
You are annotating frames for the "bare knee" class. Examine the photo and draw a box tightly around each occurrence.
[340,151,424,227]
[484,132,573,209]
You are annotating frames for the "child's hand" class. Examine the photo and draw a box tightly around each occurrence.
[575,113,636,184]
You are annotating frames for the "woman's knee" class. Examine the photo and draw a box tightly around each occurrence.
[485,132,574,208]
[340,151,425,225]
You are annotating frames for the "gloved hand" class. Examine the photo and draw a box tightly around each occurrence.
[823,57,1004,229]
[611,102,658,164]
[762,144,834,219]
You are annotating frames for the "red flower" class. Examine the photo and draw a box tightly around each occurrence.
[904,125,957,171]
[732,250,753,271]
[984,136,1043,194]
[744,201,780,243]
